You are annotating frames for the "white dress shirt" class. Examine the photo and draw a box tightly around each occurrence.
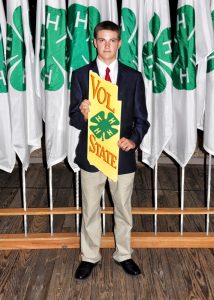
[96,58,118,84]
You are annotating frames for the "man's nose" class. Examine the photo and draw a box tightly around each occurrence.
[104,40,111,46]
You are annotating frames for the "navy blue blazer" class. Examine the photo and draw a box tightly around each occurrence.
[69,60,150,174]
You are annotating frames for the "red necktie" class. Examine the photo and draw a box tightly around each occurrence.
[105,67,112,82]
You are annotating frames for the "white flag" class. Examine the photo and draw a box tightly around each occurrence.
[35,0,67,168]
[119,0,172,168]
[204,0,214,155]
[164,0,214,167]
[67,0,118,171]
[0,0,15,172]
[6,0,42,170]
[196,0,214,130]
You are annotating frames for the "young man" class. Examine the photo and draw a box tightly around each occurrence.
[69,21,150,280]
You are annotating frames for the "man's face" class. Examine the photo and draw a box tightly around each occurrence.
[94,30,121,65]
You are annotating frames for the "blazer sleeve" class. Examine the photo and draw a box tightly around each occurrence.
[69,70,87,130]
[129,73,150,147]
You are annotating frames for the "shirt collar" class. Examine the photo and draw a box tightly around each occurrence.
[96,58,118,73]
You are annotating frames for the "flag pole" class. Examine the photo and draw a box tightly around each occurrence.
[22,166,28,236]
[75,171,80,234]
[206,153,212,235]
[102,190,106,235]
[154,162,158,235]
[180,167,185,235]
[49,166,54,236]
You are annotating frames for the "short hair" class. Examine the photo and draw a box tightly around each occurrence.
[94,21,120,39]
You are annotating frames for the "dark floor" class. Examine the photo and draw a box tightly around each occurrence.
[0,163,214,299]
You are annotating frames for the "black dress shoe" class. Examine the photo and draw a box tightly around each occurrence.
[115,259,141,276]
[75,261,98,279]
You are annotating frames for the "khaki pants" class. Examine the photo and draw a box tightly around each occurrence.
[80,169,135,263]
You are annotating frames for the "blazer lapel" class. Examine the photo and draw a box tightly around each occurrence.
[90,60,99,75]
[117,62,126,100]
[117,62,128,132]
[117,63,130,102]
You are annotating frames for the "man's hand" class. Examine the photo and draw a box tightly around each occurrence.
[118,138,136,152]
[79,99,90,120]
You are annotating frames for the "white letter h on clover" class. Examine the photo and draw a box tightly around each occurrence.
[45,70,52,85]
[6,37,12,51]
[0,70,6,86]
[40,36,45,50]
[75,11,88,29]
[177,12,186,30]
[180,68,189,84]
[46,13,60,31]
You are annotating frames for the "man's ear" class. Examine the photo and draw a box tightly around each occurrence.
[118,39,122,49]
[93,38,97,49]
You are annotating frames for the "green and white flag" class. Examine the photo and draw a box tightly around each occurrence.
[196,0,214,130]
[67,0,118,171]
[141,0,172,168]
[6,0,42,170]
[165,0,214,167]
[119,0,142,71]
[119,0,173,168]
[35,0,67,168]
[0,0,15,172]
[204,0,214,155]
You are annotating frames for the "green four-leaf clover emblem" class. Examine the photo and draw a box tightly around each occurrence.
[143,13,172,93]
[6,6,26,92]
[173,5,196,90]
[119,8,138,70]
[40,5,67,91]
[207,10,214,73]
[90,111,119,141]
[0,26,7,93]
[67,4,100,89]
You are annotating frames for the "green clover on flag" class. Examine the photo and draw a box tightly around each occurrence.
[40,5,67,91]
[173,5,196,90]
[67,4,100,89]
[143,13,172,93]
[207,10,214,73]
[90,111,119,141]
[207,52,214,73]
[6,6,26,92]
[119,8,138,70]
[0,26,7,93]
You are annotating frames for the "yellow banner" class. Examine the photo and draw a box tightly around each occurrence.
[87,71,121,181]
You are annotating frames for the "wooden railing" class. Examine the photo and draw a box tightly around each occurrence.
[0,207,214,249]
